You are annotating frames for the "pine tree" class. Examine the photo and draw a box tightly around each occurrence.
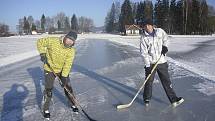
[105,13,110,32]
[154,0,170,32]
[41,14,46,32]
[114,1,121,32]
[131,2,138,24]
[154,0,162,27]
[208,16,215,34]
[169,0,177,34]
[183,0,189,34]
[135,2,145,25]
[199,0,208,34]
[208,5,215,34]
[144,0,153,22]
[57,20,61,31]
[175,0,184,34]
[188,0,200,34]
[31,23,36,31]
[119,0,134,34]
[163,0,170,32]
[105,3,116,33]
[71,14,78,32]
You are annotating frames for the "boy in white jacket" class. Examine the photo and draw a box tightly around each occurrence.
[140,19,184,107]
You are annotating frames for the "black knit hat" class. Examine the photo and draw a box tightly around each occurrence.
[143,19,153,26]
[65,31,77,41]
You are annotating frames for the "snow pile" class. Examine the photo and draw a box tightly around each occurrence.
[0,51,38,67]
[0,34,84,68]
[0,36,41,67]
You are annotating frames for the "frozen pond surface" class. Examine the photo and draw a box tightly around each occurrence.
[0,36,215,121]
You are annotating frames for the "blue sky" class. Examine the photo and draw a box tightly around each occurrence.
[0,0,214,32]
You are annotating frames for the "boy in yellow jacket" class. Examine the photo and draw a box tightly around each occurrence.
[37,31,78,119]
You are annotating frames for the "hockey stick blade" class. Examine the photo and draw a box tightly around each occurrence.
[117,103,131,109]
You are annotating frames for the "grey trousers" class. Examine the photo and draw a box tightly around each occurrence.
[43,70,76,111]
[143,62,178,103]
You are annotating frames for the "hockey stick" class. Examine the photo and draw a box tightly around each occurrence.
[46,63,97,121]
[117,55,162,109]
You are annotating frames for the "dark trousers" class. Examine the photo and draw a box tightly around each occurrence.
[43,70,76,111]
[143,62,178,103]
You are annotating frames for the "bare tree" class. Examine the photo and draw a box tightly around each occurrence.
[17,18,24,35]
[0,23,9,36]
[86,18,94,31]
[27,16,34,30]
[54,12,66,30]
[45,16,54,32]
[78,16,85,33]
[78,16,94,33]
[35,20,41,30]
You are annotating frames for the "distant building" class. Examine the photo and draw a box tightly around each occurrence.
[125,24,141,35]
[31,31,37,35]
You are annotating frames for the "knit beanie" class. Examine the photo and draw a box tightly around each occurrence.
[65,31,77,41]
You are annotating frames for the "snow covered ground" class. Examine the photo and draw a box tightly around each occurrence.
[0,33,215,121]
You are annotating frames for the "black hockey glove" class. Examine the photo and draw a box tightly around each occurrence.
[40,53,47,64]
[161,46,168,55]
[144,66,152,76]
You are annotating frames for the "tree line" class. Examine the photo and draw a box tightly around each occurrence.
[105,0,215,35]
[17,12,94,35]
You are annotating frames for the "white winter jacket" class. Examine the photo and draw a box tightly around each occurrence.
[140,28,168,67]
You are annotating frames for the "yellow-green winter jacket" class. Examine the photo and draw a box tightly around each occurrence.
[37,37,76,77]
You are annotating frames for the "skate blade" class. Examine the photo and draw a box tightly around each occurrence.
[145,103,149,107]
[172,98,184,108]
[75,112,79,114]
[44,118,50,120]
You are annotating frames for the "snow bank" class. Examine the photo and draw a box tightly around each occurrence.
[0,36,40,67]
[0,51,39,67]
[0,34,85,67]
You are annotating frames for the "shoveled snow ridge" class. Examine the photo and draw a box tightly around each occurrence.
[103,35,215,82]
[0,51,39,67]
